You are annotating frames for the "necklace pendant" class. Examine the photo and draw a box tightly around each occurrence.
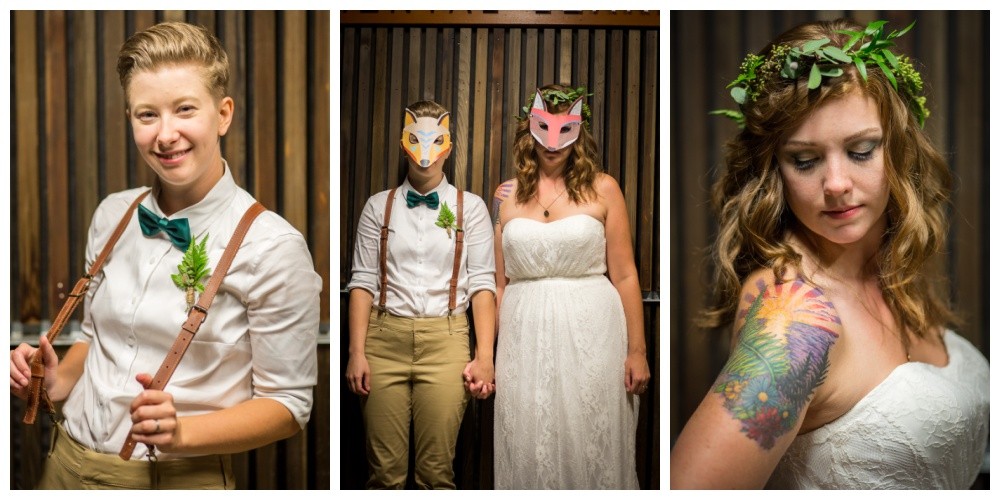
[543,210,550,217]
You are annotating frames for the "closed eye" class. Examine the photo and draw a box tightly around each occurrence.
[848,140,880,163]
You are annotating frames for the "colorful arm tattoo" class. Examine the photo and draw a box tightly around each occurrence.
[713,278,840,450]
[492,180,513,226]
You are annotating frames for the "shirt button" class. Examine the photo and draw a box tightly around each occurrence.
[126,336,136,347]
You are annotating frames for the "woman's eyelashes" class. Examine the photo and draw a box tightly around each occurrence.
[788,140,881,170]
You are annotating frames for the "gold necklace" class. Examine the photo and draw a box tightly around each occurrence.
[536,188,566,218]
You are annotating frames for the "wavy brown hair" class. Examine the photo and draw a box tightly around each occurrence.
[701,19,956,346]
[513,84,601,205]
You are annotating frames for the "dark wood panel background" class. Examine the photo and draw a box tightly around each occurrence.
[339,11,661,489]
[669,9,989,465]
[10,10,330,490]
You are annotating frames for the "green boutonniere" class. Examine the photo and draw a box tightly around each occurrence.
[435,201,459,239]
[170,234,212,309]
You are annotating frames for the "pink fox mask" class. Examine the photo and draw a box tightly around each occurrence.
[528,90,583,152]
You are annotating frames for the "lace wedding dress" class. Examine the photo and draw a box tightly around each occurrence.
[767,330,990,489]
[494,214,639,489]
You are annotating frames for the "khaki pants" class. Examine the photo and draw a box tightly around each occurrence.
[38,422,234,489]
[362,309,471,489]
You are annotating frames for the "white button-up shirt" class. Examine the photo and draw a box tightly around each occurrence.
[347,176,496,317]
[61,165,322,460]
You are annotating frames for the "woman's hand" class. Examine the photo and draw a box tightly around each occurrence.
[128,373,182,453]
[9,336,59,400]
[463,357,495,399]
[624,350,651,395]
[345,353,371,396]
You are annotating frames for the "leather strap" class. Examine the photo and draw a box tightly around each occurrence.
[448,190,464,312]
[23,190,151,425]
[118,201,266,461]
[377,188,397,310]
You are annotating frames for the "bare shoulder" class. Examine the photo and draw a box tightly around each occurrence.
[594,172,622,197]
[716,269,842,449]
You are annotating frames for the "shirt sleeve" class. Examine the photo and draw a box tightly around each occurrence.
[246,232,322,428]
[346,195,382,296]
[463,194,497,297]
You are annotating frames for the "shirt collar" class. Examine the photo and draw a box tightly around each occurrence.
[145,160,238,238]
[400,175,451,198]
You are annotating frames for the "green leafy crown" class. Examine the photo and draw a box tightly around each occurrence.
[711,20,929,128]
[519,86,593,128]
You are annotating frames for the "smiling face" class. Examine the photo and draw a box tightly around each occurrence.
[777,90,890,249]
[128,63,233,199]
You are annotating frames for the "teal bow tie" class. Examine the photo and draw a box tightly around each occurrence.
[137,204,191,251]
[406,190,440,209]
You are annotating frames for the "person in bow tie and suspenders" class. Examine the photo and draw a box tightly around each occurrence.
[345,100,497,489]
[9,22,321,489]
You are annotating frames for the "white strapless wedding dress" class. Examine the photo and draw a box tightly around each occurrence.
[494,215,639,489]
[767,330,989,489]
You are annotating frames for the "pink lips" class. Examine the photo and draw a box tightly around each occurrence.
[823,205,861,220]
[155,149,190,166]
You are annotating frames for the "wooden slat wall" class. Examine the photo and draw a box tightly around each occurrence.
[339,11,660,490]
[669,10,989,460]
[10,10,330,490]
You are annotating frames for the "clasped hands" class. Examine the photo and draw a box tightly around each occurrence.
[462,357,495,399]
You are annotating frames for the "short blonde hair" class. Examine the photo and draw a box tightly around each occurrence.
[117,21,229,104]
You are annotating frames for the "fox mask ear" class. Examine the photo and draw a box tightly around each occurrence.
[437,112,450,128]
[404,108,418,126]
[532,90,545,111]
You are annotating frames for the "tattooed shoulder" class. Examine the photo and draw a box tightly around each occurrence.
[714,276,841,450]
[492,179,515,226]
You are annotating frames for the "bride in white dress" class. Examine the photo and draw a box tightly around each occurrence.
[486,85,650,489]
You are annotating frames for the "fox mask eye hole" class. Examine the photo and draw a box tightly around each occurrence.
[434,135,444,145]
[408,134,418,144]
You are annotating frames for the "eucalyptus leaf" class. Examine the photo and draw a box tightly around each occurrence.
[801,37,830,53]
[893,20,916,38]
[840,31,864,51]
[853,55,868,81]
[865,20,888,35]
[876,59,897,90]
[731,86,747,105]
[882,49,899,68]
[823,45,852,63]
[808,63,822,89]
[819,67,844,78]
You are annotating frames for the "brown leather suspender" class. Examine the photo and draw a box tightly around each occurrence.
[23,190,150,425]
[119,201,266,460]
[449,190,464,313]
[377,187,464,313]
[377,188,398,310]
